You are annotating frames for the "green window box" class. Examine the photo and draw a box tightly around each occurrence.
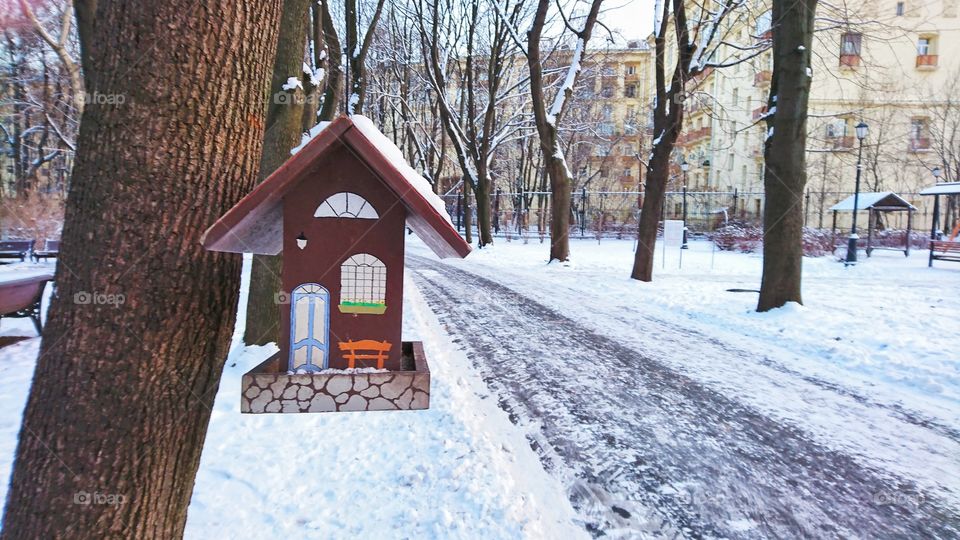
[338,301,387,315]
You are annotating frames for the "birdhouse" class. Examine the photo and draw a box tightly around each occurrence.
[202,115,471,413]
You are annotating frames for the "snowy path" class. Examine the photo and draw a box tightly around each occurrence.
[408,253,960,538]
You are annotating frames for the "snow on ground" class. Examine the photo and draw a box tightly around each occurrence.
[436,237,960,421]
[0,256,583,539]
[412,236,960,505]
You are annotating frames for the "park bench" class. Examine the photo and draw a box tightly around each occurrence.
[929,240,960,266]
[0,240,34,263]
[32,239,60,262]
[338,339,392,369]
[0,272,53,335]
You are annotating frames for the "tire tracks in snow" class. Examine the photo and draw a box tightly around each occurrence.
[408,254,960,539]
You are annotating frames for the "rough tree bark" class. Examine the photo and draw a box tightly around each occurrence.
[244,0,312,346]
[527,0,604,262]
[757,0,818,311]
[0,1,282,538]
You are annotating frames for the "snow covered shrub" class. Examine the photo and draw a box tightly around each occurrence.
[801,228,835,257]
[710,222,763,253]
[868,229,929,250]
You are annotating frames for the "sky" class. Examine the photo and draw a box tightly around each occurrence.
[601,0,655,42]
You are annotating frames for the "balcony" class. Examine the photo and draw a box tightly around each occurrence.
[909,137,931,152]
[677,126,712,145]
[832,136,855,149]
[916,54,938,69]
[752,105,768,121]
[839,54,861,68]
[618,175,636,187]
[754,70,772,86]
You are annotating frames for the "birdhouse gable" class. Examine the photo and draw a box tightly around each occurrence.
[201,115,471,260]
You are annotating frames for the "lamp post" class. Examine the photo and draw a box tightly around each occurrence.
[845,121,869,266]
[681,159,689,249]
[931,166,943,243]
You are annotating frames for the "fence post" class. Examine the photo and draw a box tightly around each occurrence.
[732,188,739,219]
[455,192,462,231]
[493,188,501,234]
[804,190,810,227]
[580,187,587,238]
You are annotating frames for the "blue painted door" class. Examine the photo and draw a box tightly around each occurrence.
[290,283,329,371]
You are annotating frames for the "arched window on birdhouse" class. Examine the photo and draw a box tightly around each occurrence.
[339,253,386,314]
[314,192,379,219]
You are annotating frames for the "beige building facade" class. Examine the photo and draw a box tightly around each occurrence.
[675,0,960,225]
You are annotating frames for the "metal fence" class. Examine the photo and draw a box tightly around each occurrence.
[441,189,945,240]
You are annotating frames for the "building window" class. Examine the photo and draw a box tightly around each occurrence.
[625,85,636,98]
[840,32,862,67]
[626,65,636,75]
[624,168,632,177]
[339,253,387,314]
[732,88,739,106]
[896,1,904,15]
[315,192,379,219]
[917,36,938,68]
[910,118,931,151]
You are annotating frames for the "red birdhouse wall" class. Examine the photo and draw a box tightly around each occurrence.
[279,143,406,372]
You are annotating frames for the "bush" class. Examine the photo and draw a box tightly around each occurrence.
[0,191,64,242]
[710,222,763,253]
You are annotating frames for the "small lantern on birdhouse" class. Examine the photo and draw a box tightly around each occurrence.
[202,116,471,413]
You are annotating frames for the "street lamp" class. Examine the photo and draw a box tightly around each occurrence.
[931,166,943,242]
[680,159,690,249]
[845,121,869,266]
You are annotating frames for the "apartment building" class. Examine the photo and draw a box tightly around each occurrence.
[675,0,960,223]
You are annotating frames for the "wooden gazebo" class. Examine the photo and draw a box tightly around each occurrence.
[829,192,917,257]
[920,181,960,266]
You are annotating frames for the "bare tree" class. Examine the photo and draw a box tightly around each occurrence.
[0,1,283,537]
[757,0,818,311]
[244,0,313,346]
[415,0,530,247]
[631,0,759,281]
[527,0,605,261]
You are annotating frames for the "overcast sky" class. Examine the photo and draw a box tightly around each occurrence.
[600,0,655,42]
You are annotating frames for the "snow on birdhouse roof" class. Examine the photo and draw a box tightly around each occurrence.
[201,115,471,259]
[829,192,916,212]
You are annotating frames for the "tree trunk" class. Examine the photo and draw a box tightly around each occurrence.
[463,179,473,245]
[546,155,571,260]
[757,0,817,311]
[0,1,282,538]
[631,151,671,280]
[244,0,311,346]
[317,0,342,121]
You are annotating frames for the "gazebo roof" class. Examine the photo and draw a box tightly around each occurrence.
[201,115,471,259]
[920,182,960,196]
[829,192,916,212]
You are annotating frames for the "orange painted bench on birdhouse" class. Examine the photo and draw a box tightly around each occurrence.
[338,339,393,369]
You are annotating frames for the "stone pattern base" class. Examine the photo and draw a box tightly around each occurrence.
[241,341,430,413]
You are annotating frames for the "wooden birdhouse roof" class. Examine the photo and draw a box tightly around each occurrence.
[201,115,471,259]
